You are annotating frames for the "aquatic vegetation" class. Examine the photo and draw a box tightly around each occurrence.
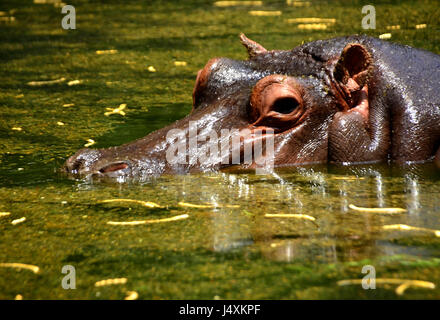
[26,78,66,86]
[104,104,127,117]
[337,278,435,296]
[107,214,189,225]
[100,199,162,208]
[379,33,392,39]
[67,80,81,86]
[95,49,118,55]
[214,1,262,7]
[178,202,239,209]
[84,139,96,147]
[0,0,439,300]
[264,213,316,221]
[95,278,127,287]
[124,291,139,300]
[0,263,40,274]
[174,61,187,67]
[348,204,406,214]
[382,225,440,238]
[248,10,282,16]
[11,217,26,225]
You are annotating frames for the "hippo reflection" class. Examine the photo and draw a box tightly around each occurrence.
[64,34,440,179]
[173,164,439,262]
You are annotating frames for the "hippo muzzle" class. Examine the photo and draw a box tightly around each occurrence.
[64,149,133,177]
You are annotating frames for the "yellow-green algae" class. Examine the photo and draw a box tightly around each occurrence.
[0,0,440,299]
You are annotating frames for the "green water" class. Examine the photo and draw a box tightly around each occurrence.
[1,0,440,299]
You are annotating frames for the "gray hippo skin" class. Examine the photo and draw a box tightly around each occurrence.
[64,34,440,179]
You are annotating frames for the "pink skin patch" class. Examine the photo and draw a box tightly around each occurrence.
[99,162,128,173]
[346,78,360,92]
[347,85,369,122]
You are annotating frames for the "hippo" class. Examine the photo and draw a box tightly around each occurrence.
[64,34,440,179]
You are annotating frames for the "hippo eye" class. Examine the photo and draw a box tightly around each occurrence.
[250,75,304,131]
[272,97,300,114]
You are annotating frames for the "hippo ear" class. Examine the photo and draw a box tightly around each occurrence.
[239,33,267,59]
[334,43,373,88]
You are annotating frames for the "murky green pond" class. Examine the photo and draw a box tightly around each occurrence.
[1,0,440,299]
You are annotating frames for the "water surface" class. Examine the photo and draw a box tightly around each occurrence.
[1,0,440,299]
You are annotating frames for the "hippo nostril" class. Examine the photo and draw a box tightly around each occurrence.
[71,159,85,171]
[64,156,85,174]
[98,162,129,174]
[64,148,102,175]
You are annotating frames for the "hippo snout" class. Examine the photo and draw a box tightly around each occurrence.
[64,148,102,175]
[64,148,133,177]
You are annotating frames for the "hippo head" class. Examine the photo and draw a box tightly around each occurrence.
[64,34,374,180]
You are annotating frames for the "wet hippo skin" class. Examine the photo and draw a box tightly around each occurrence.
[64,34,440,179]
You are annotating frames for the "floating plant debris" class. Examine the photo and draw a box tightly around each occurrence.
[107,214,189,226]
[27,77,66,86]
[214,1,262,6]
[124,291,139,300]
[264,213,316,221]
[174,61,187,66]
[67,80,81,86]
[100,199,162,208]
[330,176,365,180]
[94,278,127,287]
[286,0,311,6]
[379,33,392,39]
[297,23,328,30]
[248,10,282,16]
[0,16,15,23]
[104,104,127,116]
[11,217,26,225]
[95,49,118,55]
[0,263,40,274]
[382,224,440,237]
[337,278,435,295]
[349,204,406,214]
[178,201,239,209]
[84,139,96,147]
[178,202,213,208]
[34,0,62,4]
[286,18,335,24]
